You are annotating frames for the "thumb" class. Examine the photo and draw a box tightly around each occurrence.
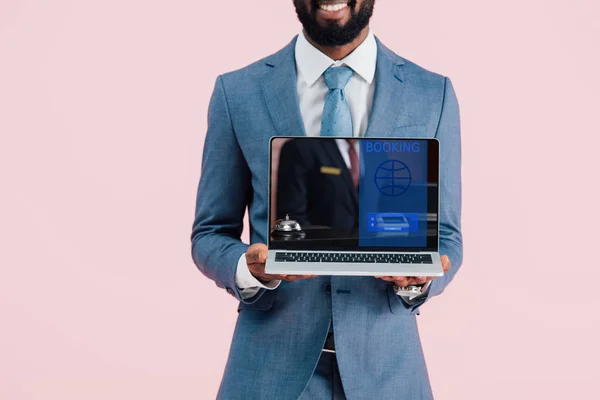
[256,247,268,263]
[441,255,451,273]
[247,244,268,263]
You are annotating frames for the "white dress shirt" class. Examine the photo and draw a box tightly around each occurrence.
[235,30,429,302]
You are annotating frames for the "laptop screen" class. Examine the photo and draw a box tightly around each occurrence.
[269,137,439,252]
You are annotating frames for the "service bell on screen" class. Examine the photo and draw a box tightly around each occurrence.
[271,214,306,240]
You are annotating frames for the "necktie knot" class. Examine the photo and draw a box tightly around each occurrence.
[323,66,354,90]
[320,66,353,137]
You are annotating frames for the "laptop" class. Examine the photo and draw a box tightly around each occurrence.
[265,137,444,277]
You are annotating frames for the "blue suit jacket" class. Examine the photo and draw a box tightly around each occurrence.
[191,36,463,400]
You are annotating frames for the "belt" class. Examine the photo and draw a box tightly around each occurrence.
[323,332,336,353]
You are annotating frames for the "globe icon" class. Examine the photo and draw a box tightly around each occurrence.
[374,160,411,196]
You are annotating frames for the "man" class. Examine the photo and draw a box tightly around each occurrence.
[191,0,462,398]
[276,138,359,230]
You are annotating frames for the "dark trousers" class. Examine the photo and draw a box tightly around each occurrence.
[299,351,347,400]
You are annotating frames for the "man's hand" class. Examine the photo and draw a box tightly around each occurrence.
[246,243,317,283]
[375,255,452,287]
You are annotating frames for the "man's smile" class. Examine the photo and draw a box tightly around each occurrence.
[316,1,352,21]
[318,1,348,12]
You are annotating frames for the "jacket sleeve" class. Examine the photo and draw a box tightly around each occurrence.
[409,77,464,310]
[190,75,264,303]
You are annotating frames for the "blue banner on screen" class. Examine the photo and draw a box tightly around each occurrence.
[359,140,428,247]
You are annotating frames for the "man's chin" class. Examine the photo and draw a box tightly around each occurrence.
[297,0,371,47]
[315,18,349,30]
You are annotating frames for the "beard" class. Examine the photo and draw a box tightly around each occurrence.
[294,0,375,47]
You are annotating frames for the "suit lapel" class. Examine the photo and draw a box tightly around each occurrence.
[261,37,307,138]
[262,37,420,139]
[365,39,411,138]
[322,140,358,207]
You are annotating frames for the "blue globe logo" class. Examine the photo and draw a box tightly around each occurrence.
[374,160,411,196]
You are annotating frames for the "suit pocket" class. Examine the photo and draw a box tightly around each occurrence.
[391,124,430,138]
[386,285,420,315]
[237,288,277,312]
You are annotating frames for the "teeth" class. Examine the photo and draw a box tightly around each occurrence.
[319,3,348,12]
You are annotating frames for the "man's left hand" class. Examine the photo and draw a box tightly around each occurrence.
[375,255,452,287]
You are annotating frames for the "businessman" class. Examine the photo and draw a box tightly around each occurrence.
[276,138,359,230]
[191,0,463,398]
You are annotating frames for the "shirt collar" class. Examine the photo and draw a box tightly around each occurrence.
[295,29,377,87]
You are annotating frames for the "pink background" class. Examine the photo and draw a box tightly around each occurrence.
[1,1,599,398]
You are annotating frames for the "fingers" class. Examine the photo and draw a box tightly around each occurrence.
[245,244,317,283]
[376,276,408,286]
[261,274,317,282]
[284,274,317,282]
[413,276,428,285]
[441,255,452,273]
[384,276,402,283]
[375,276,428,286]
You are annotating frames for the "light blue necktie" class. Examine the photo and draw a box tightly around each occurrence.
[321,66,354,137]
[321,66,354,337]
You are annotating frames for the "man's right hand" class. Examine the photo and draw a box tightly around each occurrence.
[246,243,316,283]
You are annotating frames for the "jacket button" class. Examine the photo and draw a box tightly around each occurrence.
[226,287,234,295]
[323,284,331,294]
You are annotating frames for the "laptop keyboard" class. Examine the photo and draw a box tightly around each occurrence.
[274,252,432,264]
